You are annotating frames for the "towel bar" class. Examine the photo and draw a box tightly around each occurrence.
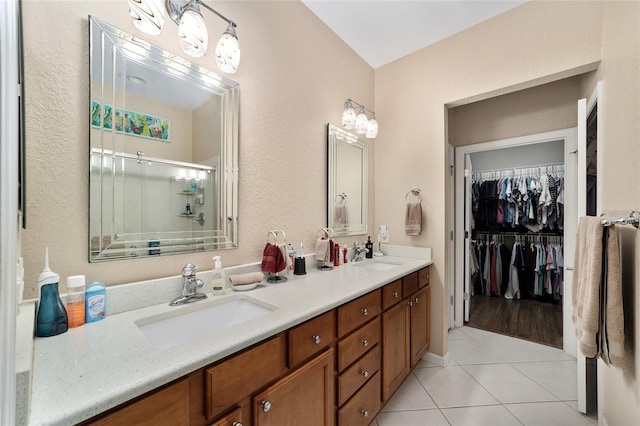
[600,211,640,228]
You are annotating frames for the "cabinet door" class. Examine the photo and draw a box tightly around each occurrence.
[382,299,411,402]
[410,286,430,368]
[253,349,335,426]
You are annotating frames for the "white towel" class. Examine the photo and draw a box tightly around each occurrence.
[405,202,422,236]
[601,225,625,367]
[572,217,603,358]
[315,239,330,263]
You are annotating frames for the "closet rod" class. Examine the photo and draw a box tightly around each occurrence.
[472,162,564,176]
[472,231,563,237]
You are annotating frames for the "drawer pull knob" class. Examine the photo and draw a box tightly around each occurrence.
[261,400,272,412]
[361,410,369,417]
[361,369,369,378]
[415,297,419,303]
[409,301,413,307]
[362,308,369,316]
[232,423,243,426]
[361,338,369,347]
[393,291,399,298]
[312,335,321,344]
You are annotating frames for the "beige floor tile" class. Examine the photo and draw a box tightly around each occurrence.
[441,404,523,426]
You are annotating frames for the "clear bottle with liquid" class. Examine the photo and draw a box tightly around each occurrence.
[66,275,86,328]
[211,256,226,295]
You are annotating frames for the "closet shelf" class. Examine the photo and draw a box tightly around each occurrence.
[177,191,196,195]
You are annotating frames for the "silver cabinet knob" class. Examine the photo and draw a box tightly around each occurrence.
[362,308,369,316]
[361,410,369,417]
[312,335,321,344]
[232,423,243,426]
[261,400,272,412]
[361,339,369,347]
[408,301,413,307]
[415,297,419,303]
[361,370,369,378]
[393,291,399,298]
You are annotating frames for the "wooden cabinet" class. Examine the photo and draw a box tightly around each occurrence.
[381,298,411,402]
[410,285,431,368]
[84,378,190,426]
[337,316,381,372]
[382,279,402,311]
[338,345,380,406]
[401,272,418,298]
[253,349,335,426]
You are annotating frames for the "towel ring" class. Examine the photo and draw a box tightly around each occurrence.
[267,230,287,245]
[405,187,422,202]
[316,227,335,239]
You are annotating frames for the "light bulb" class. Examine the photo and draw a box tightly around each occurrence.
[366,114,378,139]
[215,25,241,74]
[342,101,356,130]
[178,9,208,58]
[355,106,368,135]
[129,0,165,35]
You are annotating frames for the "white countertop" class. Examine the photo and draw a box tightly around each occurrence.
[28,251,431,425]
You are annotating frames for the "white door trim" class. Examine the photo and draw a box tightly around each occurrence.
[454,128,576,328]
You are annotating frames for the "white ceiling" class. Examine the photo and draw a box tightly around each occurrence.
[301,0,526,69]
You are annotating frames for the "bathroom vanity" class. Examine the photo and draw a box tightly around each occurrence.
[25,251,431,425]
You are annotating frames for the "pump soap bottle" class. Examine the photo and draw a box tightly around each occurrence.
[36,248,68,337]
[365,236,374,259]
[211,256,226,295]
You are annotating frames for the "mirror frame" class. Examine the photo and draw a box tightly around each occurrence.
[88,16,239,262]
[327,123,368,236]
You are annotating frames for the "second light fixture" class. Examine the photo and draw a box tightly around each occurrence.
[342,99,378,139]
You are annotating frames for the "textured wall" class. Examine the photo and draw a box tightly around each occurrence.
[21,0,374,298]
[374,0,603,357]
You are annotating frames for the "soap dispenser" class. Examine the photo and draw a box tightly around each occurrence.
[211,256,225,295]
[365,236,374,259]
[35,248,68,337]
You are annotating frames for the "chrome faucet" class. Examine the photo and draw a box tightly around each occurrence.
[169,263,207,306]
[351,241,368,262]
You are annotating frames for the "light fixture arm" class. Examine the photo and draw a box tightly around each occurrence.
[165,0,236,28]
[347,98,375,116]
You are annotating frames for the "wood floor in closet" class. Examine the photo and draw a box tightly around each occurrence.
[466,295,563,349]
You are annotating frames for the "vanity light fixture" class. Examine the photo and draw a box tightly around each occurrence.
[128,0,240,73]
[342,98,378,138]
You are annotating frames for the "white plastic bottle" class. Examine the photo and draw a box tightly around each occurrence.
[211,256,226,295]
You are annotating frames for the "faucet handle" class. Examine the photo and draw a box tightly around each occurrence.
[182,263,198,276]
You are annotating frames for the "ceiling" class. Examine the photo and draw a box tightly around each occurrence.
[301,0,526,69]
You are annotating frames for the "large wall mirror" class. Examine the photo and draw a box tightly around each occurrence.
[89,16,239,262]
[327,124,368,236]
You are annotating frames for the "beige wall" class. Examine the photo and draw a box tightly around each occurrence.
[21,0,374,297]
[376,0,639,423]
[448,75,585,147]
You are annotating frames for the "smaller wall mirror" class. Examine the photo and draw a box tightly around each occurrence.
[327,124,368,236]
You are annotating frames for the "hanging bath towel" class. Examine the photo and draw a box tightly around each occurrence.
[405,202,422,236]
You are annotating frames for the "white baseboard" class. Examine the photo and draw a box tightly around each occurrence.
[423,350,450,367]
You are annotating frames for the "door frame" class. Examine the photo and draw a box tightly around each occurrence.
[454,128,577,331]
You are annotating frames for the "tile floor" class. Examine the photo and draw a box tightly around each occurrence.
[373,326,596,426]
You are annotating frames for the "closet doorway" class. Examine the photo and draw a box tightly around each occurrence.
[454,128,578,352]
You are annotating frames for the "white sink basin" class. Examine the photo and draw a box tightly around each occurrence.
[354,260,402,271]
[136,297,277,350]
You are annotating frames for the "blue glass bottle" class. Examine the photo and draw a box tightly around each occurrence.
[36,282,68,337]
[35,248,68,337]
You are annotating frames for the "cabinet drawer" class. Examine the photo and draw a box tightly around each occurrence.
[382,279,403,311]
[402,272,418,298]
[210,405,248,426]
[205,334,287,420]
[338,316,381,372]
[417,266,431,289]
[338,290,381,337]
[86,378,189,426]
[288,310,336,367]
[337,344,380,406]
[338,372,381,426]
